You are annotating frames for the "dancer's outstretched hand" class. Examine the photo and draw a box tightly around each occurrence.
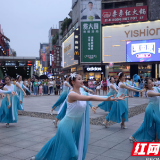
[92,106,97,113]
[106,95,118,102]
[19,100,22,105]
[12,91,17,96]
[1,93,5,98]
[140,89,146,93]
[117,94,128,100]
[7,104,11,109]
[89,90,95,94]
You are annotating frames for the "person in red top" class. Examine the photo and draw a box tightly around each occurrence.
[102,77,107,95]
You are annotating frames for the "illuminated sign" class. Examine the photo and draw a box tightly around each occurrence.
[86,67,102,71]
[43,54,45,62]
[126,39,160,62]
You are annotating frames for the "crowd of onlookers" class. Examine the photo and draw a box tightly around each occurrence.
[0,74,160,97]
[0,75,63,96]
[83,76,160,97]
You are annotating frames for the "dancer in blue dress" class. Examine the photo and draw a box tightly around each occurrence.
[129,78,160,142]
[96,76,118,112]
[103,72,144,128]
[31,73,127,160]
[15,75,28,110]
[52,80,96,127]
[50,75,72,115]
[52,85,96,128]
[0,76,21,128]
[51,75,95,127]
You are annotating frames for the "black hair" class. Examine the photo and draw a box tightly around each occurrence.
[64,75,69,81]
[16,75,21,81]
[69,76,76,87]
[144,78,152,90]
[117,72,124,86]
[109,76,114,82]
[4,75,11,81]
[88,2,93,4]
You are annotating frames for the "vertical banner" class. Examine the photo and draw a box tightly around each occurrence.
[81,0,101,63]
[74,27,80,60]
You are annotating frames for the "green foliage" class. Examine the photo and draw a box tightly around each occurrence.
[52,32,59,45]
[60,17,72,36]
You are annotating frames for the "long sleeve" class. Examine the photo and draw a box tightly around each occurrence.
[0,89,12,94]
[22,85,31,94]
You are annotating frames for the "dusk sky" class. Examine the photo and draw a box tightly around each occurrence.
[0,0,72,57]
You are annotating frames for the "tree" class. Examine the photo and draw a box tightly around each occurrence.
[60,17,72,36]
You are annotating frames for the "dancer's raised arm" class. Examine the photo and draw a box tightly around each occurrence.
[120,83,144,92]
[110,84,118,94]
[16,83,26,96]
[68,92,116,103]
[148,91,160,97]
[3,87,11,109]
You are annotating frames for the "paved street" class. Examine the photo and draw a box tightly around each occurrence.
[0,113,156,160]
[0,94,150,160]
[0,92,148,119]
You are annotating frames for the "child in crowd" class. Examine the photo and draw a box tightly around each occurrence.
[39,84,43,96]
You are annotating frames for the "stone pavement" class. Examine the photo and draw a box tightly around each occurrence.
[0,113,154,160]
[0,94,147,119]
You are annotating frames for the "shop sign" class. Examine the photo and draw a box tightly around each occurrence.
[81,21,101,62]
[81,0,101,63]
[19,62,26,66]
[5,62,15,66]
[86,67,102,72]
[102,6,147,24]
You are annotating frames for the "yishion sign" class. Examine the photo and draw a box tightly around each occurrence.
[102,6,147,24]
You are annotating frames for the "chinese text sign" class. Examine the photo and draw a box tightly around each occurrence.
[102,6,147,24]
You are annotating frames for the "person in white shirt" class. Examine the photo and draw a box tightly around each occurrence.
[81,2,100,21]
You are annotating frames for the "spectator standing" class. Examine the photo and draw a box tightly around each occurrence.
[96,78,101,95]
[83,78,88,88]
[34,79,39,96]
[107,75,110,92]
[128,78,134,98]
[102,77,107,95]
[88,78,95,92]
[49,79,53,95]
[53,79,56,95]
[56,78,61,95]
[139,75,144,97]
[28,78,32,96]
[0,78,3,90]
[39,84,43,96]
[42,79,48,95]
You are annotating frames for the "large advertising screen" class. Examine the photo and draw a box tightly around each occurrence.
[126,39,160,62]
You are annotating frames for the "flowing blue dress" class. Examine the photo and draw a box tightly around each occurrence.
[52,81,70,111]
[98,83,118,112]
[35,90,90,160]
[0,84,21,123]
[16,81,29,111]
[132,87,160,142]
[56,87,93,121]
[106,82,141,123]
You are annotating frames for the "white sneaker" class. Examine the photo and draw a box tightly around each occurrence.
[53,120,57,128]
[30,157,35,160]
[50,110,53,115]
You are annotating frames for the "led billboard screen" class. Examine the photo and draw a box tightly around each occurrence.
[126,39,160,62]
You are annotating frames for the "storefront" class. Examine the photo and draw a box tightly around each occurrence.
[102,20,160,78]
[83,66,105,80]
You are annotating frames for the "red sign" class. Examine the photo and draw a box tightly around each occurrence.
[42,54,45,62]
[102,6,147,24]
[131,142,160,156]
